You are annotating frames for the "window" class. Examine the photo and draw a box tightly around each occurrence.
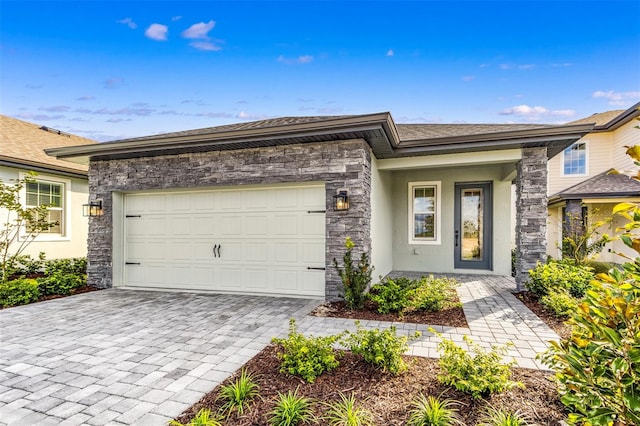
[24,180,64,234]
[562,142,587,176]
[408,181,441,244]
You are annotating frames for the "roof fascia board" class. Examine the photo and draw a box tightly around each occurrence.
[0,158,88,178]
[46,113,398,161]
[592,102,640,132]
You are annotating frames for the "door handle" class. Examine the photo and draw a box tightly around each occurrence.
[213,244,218,257]
[217,244,221,258]
[455,230,459,247]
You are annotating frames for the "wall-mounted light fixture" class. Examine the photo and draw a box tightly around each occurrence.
[333,190,349,211]
[82,199,103,217]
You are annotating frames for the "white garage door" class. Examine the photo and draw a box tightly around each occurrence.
[123,184,326,297]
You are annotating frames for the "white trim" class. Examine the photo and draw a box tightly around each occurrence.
[18,172,72,242]
[561,140,589,177]
[408,181,442,245]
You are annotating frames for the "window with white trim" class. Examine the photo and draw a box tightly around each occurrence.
[25,180,64,234]
[562,142,587,176]
[408,181,441,244]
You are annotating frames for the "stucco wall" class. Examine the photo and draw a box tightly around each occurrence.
[87,139,372,300]
[370,156,394,281]
[0,166,88,260]
[389,164,512,276]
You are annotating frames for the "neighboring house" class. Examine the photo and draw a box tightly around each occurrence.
[547,103,640,263]
[47,114,592,299]
[0,115,97,259]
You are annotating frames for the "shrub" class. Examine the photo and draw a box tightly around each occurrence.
[368,277,415,314]
[585,260,617,275]
[541,263,640,426]
[407,394,462,426]
[323,392,374,426]
[271,318,342,383]
[0,278,39,307]
[38,272,86,296]
[540,290,579,318]
[5,253,46,278]
[410,276,459,312]
[526,261,593,298]
[477,406,530,426]
[334,237,372,310]
[269,388,315,426]
[342,321,420,375]
[44,257,87,276]
[218,368,260,417]
[432,330,522,399]
[169,409,222,426]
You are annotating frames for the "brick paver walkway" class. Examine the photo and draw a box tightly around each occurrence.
[0,274,559,425]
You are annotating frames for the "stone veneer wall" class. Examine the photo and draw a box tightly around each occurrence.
[514,146,548,291]
[87,139,372,300]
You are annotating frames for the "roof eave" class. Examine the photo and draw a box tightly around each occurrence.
[0,157,88,178]
[592,102,640,132]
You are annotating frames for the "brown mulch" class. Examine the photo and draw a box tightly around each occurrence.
[513,292,572,339]
[174,345,566,426]
[311,300,469,328]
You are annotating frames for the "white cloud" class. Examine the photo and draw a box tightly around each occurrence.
[189,41,221,51]
[500,104,576,121]
[592,90,640,106]
[76,95,95,101]
[461,75,475,82]
[236,111,268,120]
[117,18,137,29]
[277,55,314,65]
[15,113,65,121]
[39,105,70,112]
[145,23,168,41]
[172,16,182,21]
[386,49,394,57]
[182,20,215,39]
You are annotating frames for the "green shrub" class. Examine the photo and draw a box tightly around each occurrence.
[334,237,372,310]
[218,368,260,417]
[541,263,640,426]
[584,260,617,275]
[407,394,462,426]
[269,388,315,426]
[4,253,46,278]
[432,329,522,399]
[411,276,459,312]
[323,392,374,426]
[526,261,594,298]
[477,406,530,426]
[540,290,578,318]
[169,409,222,426]
[271,318,342,383]
[342,321,420,375]
[38,272,86,296]
[44,257,87,276]
[368,277,415,314]
[0,278,39,307]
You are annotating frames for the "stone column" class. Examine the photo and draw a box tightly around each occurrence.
[515,147,548,291]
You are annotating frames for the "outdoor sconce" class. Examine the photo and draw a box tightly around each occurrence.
[82,200,103,217]
[333,190,349,211]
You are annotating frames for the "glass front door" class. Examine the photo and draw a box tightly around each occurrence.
[454,182,492,270]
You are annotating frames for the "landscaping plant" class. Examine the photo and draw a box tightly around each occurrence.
[410,276,459,312]
[407,394,463,426]
[367,276,415,313]
[37,271,86,296]
[271,318,343,383]
[539,290,579,318]
[334,237,372,310]
[541,201,640,426]
[169,409,222,426]
[431,329,522,399]
[368,275,459,315]
[477,406,530,426]
[0,278,39,307]
[323,392,374,426]
[268,388,315,426]
[218,368,260,417]
[527,260,594,299]
[342,320,420,375]
[0,173,59,283]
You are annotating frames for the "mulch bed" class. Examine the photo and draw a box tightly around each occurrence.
[310,300,469,328]
[174,345,566,425]
[513,292,572,339]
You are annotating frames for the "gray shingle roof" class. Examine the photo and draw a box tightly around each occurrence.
[567,110,626,126]
[552,169,640,199]
[396,123,551,141]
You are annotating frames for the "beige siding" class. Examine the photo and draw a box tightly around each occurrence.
[547,133,614,195]
[612,120,639,171]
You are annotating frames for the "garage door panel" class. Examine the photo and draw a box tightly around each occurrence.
[124,184,325,297]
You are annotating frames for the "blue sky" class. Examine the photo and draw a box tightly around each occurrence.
[1,0,639,142]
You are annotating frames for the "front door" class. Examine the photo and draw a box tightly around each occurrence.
[454,182,492,270]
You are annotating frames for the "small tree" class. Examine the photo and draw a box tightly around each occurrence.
[561,207,612,265]
[1,174,58,283]
[333,237,372,310]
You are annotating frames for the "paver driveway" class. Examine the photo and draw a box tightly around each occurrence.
[0,290,318,425]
